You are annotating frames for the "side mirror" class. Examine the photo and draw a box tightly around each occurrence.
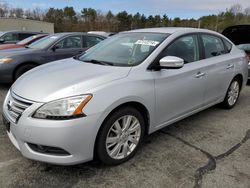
[159,56,184,69]
[51,45,59,51]
[0,38,5,43]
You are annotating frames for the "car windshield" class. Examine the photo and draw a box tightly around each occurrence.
[17,35,39,45]
[79,32,169,66]
[28,35,59,49]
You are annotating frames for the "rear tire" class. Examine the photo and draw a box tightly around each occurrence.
[14,64,37,81]
[221,77,241,109]
[96,107,145,165]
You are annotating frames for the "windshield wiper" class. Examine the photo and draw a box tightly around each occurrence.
[84,59,114,66]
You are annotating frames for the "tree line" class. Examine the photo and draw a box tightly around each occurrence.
[0,2,250,33]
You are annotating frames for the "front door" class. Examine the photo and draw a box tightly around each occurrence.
[153,34,206,126]
[46,35,83,62]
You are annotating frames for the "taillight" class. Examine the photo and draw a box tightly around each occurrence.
[247,54,250,62]
[245,53,250,63]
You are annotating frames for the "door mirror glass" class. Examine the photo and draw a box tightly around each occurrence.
[159,56,184,69]
[0,38,4,43]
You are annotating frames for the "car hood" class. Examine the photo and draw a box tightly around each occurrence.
[0,47,41,58]
[12,58,132,102]
[0,44,22,50]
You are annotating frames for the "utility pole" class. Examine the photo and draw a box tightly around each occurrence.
[198,20,201,28]
[215,15,219,31]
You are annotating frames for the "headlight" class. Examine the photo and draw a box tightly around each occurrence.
[33,95,92,120]
[0,57,13,64]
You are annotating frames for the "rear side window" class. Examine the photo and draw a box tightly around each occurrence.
[159,35,200,63]
[223,38,233,52]
[201,35,226,58]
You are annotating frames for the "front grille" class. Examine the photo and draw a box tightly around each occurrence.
[5,92,32,123]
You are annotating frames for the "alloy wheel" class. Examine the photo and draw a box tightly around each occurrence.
[227,80,240,106]
[105,115,141,160]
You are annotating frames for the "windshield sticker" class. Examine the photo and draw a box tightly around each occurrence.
[135,40,159,46]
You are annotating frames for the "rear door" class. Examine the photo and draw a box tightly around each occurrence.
[153,34,206,126]
[199,34,234,105]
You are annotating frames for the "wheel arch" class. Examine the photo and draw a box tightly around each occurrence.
[13,61,39,80]
[93,100,151,159]
[234,73,243,90]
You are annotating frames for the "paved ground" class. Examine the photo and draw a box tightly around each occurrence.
[0,84,249,188]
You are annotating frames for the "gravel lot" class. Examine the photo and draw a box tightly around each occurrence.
[0,84,249,188]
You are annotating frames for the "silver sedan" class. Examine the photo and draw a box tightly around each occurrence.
[2,28,248,165]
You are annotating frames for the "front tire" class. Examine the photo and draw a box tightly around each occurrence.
[96,107,145,165]
[221,77,241,109]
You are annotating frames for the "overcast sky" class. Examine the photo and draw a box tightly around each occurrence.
[4,0,250,18]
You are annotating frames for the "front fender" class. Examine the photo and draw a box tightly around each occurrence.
[84,77,156,135]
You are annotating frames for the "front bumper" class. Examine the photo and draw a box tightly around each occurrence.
[0,63,14,83]
[3,93,102,165]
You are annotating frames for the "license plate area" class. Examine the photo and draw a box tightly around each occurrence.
[2,115,10,132]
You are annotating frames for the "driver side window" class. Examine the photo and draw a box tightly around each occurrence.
[55,36,81,49]
[160,35,200,64]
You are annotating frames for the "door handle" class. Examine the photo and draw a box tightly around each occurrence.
[195,72,206,78]
[226,64,234,69]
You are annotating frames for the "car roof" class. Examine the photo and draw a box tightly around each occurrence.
[127,27,218,35]
[33,33,49,37]
[47,32,107,38]
[88,31,116,37]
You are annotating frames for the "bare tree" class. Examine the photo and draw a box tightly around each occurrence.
[244,7,250,16]
[0,2,9,17]
[229,4,242,15]
[9,8,24,18]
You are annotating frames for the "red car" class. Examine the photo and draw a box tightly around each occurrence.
[0,34,48,50]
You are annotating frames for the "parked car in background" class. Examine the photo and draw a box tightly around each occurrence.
[0,32,106,83]
[237,44,250,60]
[3,28,248,166]
[238,44,250,82]
[0,34,48,50]
[0,31,43,44]
[222,25,250,81]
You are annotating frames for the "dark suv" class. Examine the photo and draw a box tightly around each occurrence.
[0,32,106,83]
[0,31,43,44]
